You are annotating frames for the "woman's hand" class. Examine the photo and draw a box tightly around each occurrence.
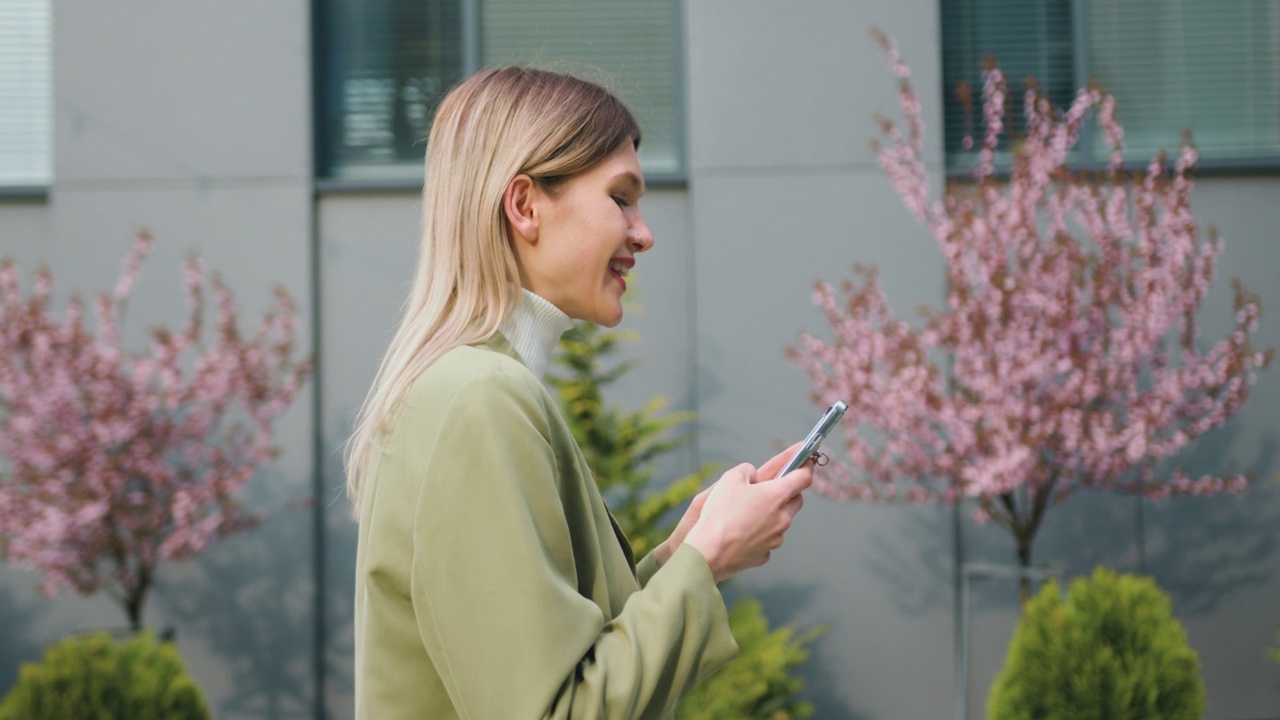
[755,441,807,483]
[653,486,711,568]
[683,450,813,583]
[654,442,805,568]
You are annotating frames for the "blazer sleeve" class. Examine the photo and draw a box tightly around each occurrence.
[408,366,737,720]
[635,553,661,588]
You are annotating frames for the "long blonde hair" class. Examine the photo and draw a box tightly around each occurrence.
[345,66,641,512]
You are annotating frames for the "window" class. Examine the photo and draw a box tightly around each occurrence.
[0,0,52,188]
[941,0,1280,170]
[316,0,683,182]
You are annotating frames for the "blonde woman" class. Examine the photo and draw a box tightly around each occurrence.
[348,66,814,719]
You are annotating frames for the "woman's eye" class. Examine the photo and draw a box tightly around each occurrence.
[612,195,631,208]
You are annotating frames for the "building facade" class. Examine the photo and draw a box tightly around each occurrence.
[1,1,1278,718]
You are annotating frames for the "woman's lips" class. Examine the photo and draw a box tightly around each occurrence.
[608,256,634,292]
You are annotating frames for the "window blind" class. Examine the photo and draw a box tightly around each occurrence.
[0,0,51,187]
[317,0,683,181]
[941,0,1077,162]
[940,0,1280,168]
[1089,0,1280,162]
[480,0,682,177]
[319,0,464,180]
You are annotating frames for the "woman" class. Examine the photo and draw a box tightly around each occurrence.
[347,66,813,719]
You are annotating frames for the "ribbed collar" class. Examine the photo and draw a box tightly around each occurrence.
[498,288,575,380]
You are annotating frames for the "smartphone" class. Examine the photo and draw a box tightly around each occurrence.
[778,400,848,477]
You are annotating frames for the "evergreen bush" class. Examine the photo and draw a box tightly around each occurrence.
[551,321,822,719]
[988,567,1203,720]
[0,630,210,720]
[678,598,822,719]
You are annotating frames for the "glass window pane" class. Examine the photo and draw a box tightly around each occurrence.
[941,0,1076,166]
[0,0,52,187]
[480,0,683,177]
[319,0,464,180]
[1089,0,1280,162]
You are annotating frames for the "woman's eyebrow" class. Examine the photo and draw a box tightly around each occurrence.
[611,171,645,196]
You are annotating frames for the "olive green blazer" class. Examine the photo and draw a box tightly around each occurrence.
[354,334,737,719]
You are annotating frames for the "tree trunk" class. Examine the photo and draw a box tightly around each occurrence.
[124,565,153,632]
[1015,530,1034,607]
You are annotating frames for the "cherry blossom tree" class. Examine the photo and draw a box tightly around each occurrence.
[789,32,1273,601]
[0,232,312,629]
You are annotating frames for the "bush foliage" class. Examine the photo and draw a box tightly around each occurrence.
[0,630,210,720]
[988,567,1203,720]
[551,321,822,719]
[678,598,823,719]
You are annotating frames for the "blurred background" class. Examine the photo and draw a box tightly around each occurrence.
[1,0,1278,718]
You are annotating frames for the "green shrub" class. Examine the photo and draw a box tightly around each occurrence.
[552,321,822,719]
[0,630,210,720]
[552,322,718,559]
[988,567,1203,720]
[678,598,823,719]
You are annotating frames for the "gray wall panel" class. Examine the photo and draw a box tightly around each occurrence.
[316,191,423,720]
[0,185,316,719]
[52,0,310,183]
[685,0,943,173]
[1143,175,1280,720]
[687,168,953,718]
[0,201,51,260]
[3,1,320,714]
[51,185,314,719]
[46,186,312,350]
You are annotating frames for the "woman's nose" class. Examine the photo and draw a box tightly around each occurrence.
[629,211,654,253]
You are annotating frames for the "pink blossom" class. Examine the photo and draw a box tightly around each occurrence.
[0,232,313,628]
[788,31,1275,568]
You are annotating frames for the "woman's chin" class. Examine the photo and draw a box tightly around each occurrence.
[591,303,625,328]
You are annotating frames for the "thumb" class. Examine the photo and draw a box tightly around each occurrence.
[759,441,805,481]
[770,466,814,498]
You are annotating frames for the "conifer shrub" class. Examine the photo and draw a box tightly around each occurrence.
[678,598,822,719]
[552,321,823,719]
[988,567,1203,720]
[0,630,210,720]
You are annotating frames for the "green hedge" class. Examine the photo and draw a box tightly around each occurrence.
[988,567,1203,720]
[0,630,210,720]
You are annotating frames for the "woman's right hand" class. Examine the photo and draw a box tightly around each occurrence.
[683,461,813,583]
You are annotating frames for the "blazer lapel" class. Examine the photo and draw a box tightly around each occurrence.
[603,504,637,572]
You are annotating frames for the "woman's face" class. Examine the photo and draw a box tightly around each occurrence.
[511,142,654,327]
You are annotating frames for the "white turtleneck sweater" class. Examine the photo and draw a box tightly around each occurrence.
[497,288,575,381]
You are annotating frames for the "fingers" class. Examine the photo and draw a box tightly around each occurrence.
[782,490,804,517]
[723,462,757,485]
[769,465,814,500]
[690,486,712,508]
[758,441,806,481]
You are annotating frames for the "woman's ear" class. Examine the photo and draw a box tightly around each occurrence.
[503,174,539,244]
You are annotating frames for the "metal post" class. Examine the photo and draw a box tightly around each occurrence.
[952,504,966,720]
[461,0,480,75]
[956,562,1066,720]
